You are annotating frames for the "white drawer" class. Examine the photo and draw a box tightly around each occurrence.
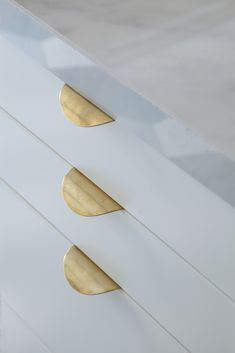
[1,301,50,353]
[0,180,184,353]
[0,108,234,353]
[0,36,235,304]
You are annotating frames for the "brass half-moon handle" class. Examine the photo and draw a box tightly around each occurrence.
[62,167,123,217]
[59,84,113,127]
[64,245,120,295]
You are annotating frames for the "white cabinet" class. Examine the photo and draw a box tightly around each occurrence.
[0,180,184,353]
[0,2,234,352]
[0,106,234,353]
[0,36,235,304]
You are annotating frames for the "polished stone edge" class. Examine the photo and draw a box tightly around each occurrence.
[1,0,235,208]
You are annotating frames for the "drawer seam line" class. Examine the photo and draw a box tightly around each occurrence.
[1,106,235,305]
[0,176,190,353]
[119,291,191,353]
[1,297,55,353]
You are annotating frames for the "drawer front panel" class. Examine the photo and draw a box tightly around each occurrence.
[0,180,183,353]
[1,301,51,353]
[0,108,234,353]
[0,36,235,303]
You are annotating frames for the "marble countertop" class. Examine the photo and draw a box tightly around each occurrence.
[8,0,235,162]
[1,0,235,207]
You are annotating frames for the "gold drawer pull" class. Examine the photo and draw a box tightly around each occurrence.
[59,84,113,127]
[62,167,123,216]
[64,245,120,295]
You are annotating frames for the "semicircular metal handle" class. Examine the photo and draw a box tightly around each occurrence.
[59,84,113,127]
[62,167,123,217]
[64,245,120,295]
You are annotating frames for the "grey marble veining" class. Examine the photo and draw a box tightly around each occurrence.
[1,0,235,208]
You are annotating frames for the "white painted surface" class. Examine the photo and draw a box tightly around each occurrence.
[0,108,234,353]
[1,302,51,353]
[0,181,184,353]
[0,37,235,303]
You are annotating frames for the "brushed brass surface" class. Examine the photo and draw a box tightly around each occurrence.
[59,84,113,126]
[62,167,123,216]
[64,245,120,295]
